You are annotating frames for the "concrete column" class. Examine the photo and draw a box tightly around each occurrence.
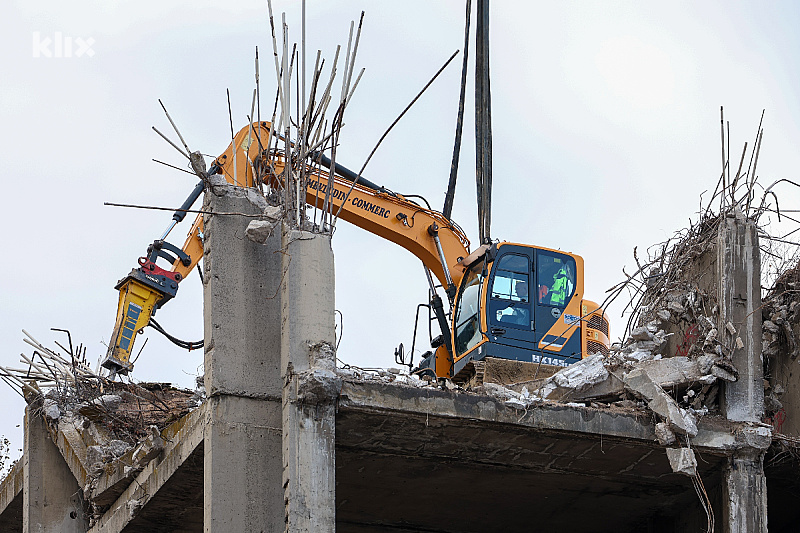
[23,405,87,533]
[716,211,768,533]
[723,451,768,533]
[717,210,764,422]
[202,185,283,532]
[281,226,339,532]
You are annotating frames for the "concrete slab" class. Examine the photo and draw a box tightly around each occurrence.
[336,380,728,532]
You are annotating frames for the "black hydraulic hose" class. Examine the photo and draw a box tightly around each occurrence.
[475,0,493,245]
[149,318,203,351]
[443,0,472,220]
[310,151,392,196]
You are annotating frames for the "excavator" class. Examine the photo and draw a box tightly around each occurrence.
[102,122,610,381]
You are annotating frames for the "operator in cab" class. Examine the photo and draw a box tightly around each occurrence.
[496,280,530,326]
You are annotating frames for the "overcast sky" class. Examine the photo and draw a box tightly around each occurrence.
[2,0,800,462]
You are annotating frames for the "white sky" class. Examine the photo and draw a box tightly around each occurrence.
[2,0,800,461]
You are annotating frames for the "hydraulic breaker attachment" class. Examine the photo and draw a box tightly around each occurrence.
[102,240,189,375]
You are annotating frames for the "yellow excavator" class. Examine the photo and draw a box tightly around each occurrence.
[102,122,610,380]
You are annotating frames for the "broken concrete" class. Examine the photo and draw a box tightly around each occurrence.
[624,368,698,436]
[666,447,698,477]
[86,401,205,532]
[245,204,283,244]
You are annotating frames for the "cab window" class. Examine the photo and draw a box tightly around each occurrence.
[537,252,576,308]
[454,264,484,356]
[490,254,531,329]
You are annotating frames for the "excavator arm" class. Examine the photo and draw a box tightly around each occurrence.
[103,122,470,375]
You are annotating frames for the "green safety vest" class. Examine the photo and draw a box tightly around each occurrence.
[550,268,568,306]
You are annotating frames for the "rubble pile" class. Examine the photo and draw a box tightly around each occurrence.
[0,330,204,524]
[41,380,199,443]
[761,261,800,421]
[337,365,434,388]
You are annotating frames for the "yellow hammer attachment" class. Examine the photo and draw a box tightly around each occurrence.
[103,277,164,375]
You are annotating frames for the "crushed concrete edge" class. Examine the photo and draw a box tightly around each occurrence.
[87,403,205,533]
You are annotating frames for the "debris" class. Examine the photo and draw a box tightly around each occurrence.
[86,445,105,467]
[631,327,654,342]
[78,395,123,421]
[245,205,283,243]
[533,353,609,399]
[107,440,131,458]
[655,422,677,445]
[504,397,528,410]
[127,498,142,519]
[624,368,698,437]
[710,365,737,382]
[130,426,164,466]
[666,447,698,477]
[43,399,60,420]
[482,382,519,403]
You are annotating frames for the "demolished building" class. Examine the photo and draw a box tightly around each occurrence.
[1,174,799,532]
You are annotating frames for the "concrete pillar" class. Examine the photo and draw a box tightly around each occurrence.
[716,211,768,532]
[202,185,283,532]
[723,451,768,533]
[718,210,764,422]
[23,405,87,533]
[281,226,339,532]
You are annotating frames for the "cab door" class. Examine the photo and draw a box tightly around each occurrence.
[534,250,581,360]
[486,246,536,351]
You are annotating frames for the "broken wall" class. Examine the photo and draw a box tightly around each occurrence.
[762,261,800,437]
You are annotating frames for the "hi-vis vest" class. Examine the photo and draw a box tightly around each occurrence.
[551,267,568,306]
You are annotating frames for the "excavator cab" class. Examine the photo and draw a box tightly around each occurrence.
[419,242,610,381]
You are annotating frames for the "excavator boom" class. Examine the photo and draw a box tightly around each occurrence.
[103,122,471,374]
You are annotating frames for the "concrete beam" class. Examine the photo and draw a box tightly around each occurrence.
[87,404,204,533]
[23,406,87,533]
[281,228,338,532]
[0,458,23,532]
[202,185,283,532]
